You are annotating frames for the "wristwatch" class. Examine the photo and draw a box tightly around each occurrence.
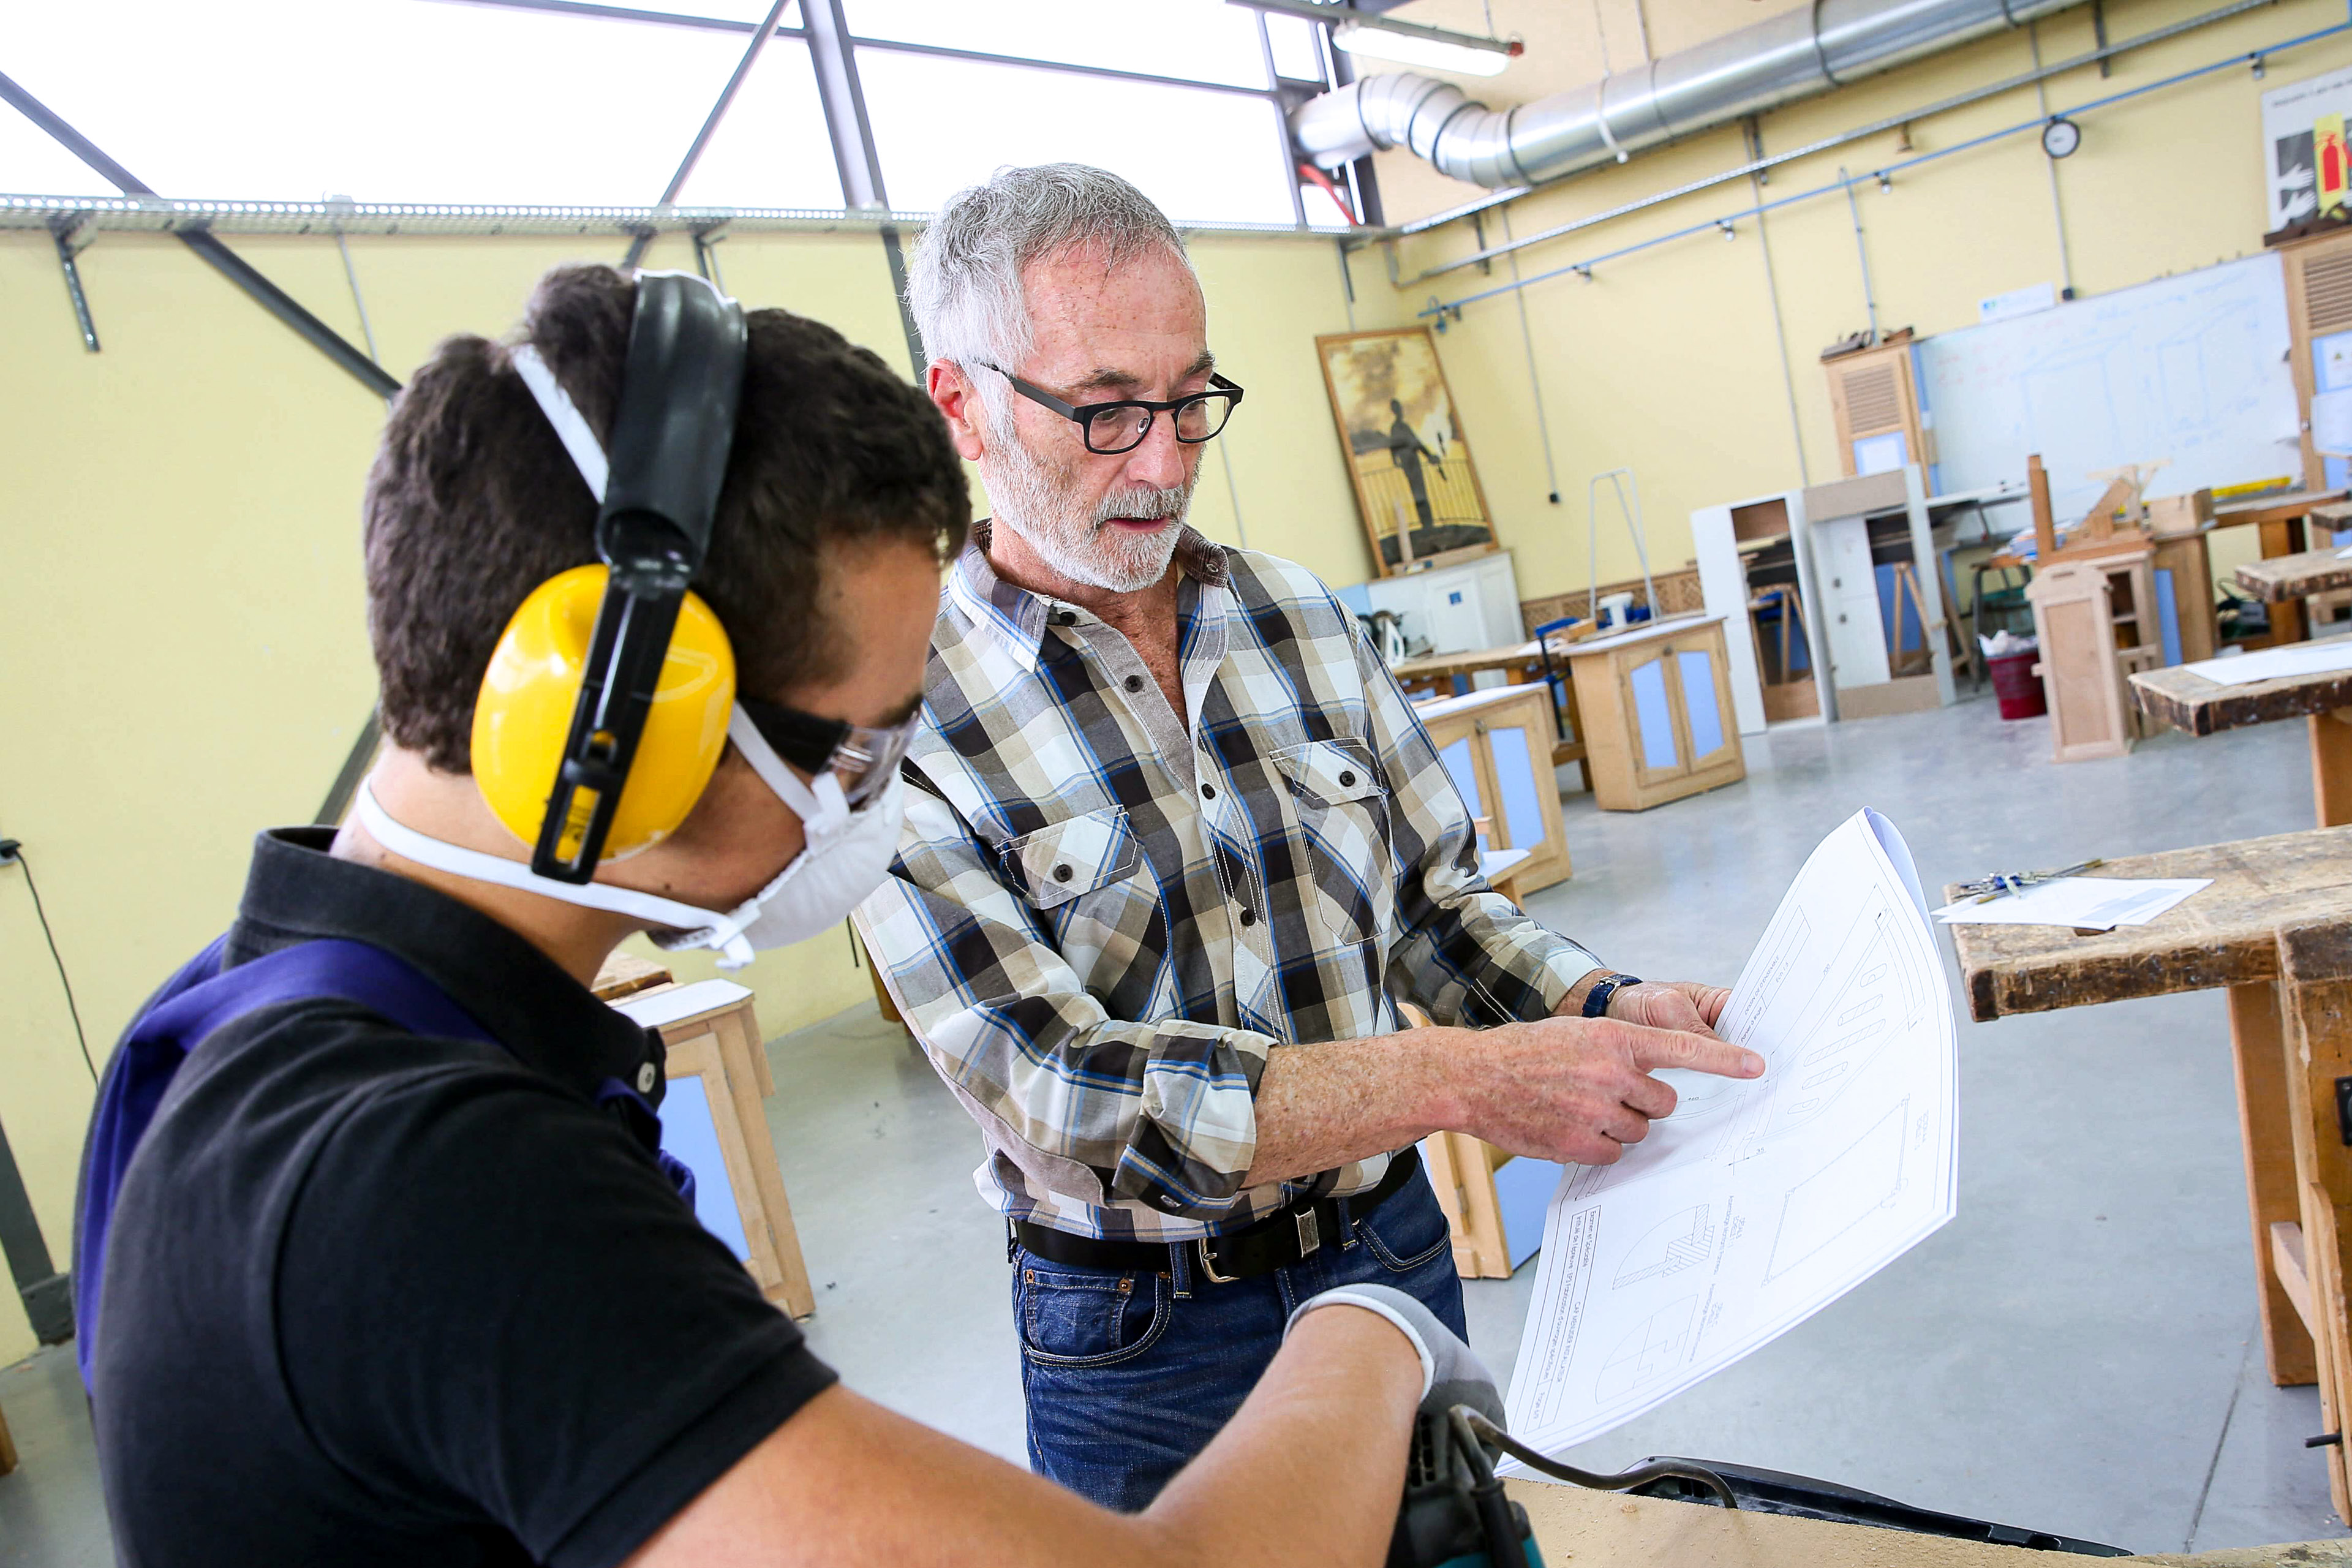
[1580,972,1643,1019]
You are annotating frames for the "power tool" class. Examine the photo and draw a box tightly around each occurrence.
[1390,1408,2130,1566]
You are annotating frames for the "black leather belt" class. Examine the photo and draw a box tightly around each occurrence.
[1012,1146,1422,1284]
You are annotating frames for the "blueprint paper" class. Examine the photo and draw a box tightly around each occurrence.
[1932,876,2210,930]
[1501,810,1957,1463]
[2179,639,2352,687]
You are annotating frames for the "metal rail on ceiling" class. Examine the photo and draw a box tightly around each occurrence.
[1414,10,2352,320]
[0,194,1348,241]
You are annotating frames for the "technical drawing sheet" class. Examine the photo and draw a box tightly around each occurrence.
[1502,809,1957,1461]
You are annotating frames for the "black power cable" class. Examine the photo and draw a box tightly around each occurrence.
[1,840,98,1085]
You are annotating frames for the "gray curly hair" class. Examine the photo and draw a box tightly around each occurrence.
[906,164,1195,421]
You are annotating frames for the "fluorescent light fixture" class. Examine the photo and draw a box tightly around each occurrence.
[1332,19,1513,76]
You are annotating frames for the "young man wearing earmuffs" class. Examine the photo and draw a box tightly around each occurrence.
[72,264,1496,1567]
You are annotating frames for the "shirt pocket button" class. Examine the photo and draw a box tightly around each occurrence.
[1054,863,1074,883]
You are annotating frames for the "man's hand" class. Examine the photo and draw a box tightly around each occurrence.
[1596,979,1732,1037]
[1449,1012,1762,1167]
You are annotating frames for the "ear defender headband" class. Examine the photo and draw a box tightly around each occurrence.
[471,272,750,883]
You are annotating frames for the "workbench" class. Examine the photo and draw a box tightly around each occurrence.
[1390,639,1593,790]
[1945,826,2352,1515]
[2239,545,2352,609]
[1510,1478,2348,1568]
[2212,489,2351,646]
[2130,632,2352,829]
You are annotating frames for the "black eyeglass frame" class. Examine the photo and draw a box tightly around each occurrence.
[979,363,1245,455]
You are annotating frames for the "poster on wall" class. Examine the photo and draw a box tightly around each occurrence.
[2263,64,2352,230]
[1314,328,1496,575]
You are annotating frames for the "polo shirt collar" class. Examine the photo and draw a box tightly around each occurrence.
[228,828,662,1104]
[948,518,1230,668]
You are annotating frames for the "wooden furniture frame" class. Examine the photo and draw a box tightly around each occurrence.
[1947,825,2352,1516]
[1562,616,1746,811]
[2131,631,2352,828]
[1412,684,1572,895]
[2025,557,2141,762]
[592,960,817,1319]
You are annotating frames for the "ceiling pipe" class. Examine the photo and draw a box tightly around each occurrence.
[1292,0,2091,190]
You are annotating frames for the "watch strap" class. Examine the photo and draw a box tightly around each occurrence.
[1580,971,1643,1019]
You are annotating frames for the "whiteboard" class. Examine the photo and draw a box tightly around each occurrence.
[1917,255,2301,524]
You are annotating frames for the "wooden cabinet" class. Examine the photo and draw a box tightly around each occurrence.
[2026,557,2139,764]
[1565,616,1747,810]
[1824,339,1928,479]
[1412,683,1571,895]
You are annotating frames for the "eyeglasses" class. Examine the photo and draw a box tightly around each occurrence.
[738,697,919,808]
[980,363,1245,456]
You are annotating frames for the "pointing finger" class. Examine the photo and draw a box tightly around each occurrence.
[1629,1028,1765,1080]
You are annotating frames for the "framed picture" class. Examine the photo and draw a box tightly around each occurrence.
[1314,327,1498,575]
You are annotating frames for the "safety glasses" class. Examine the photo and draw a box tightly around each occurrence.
[737,697,919,808]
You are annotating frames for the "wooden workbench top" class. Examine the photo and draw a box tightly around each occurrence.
[1410,680,1548,720]
[1391,641,1545,680]
[2238,546,2352,603]
[2130,633,2352,736]
[1559,612,1720,657]
[2214,488,2350,527]
[1943,825,2352,1022]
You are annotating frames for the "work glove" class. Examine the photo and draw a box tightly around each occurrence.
[1286,1283,1504,1426]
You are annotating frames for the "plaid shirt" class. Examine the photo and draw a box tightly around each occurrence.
[857,524,1604,1241]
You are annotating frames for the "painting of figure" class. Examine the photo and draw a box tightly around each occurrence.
[1316,328,1496,573]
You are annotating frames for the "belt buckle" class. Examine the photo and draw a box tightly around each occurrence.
[1296,1208,1321,1259]
[1196,1238,1240,1285]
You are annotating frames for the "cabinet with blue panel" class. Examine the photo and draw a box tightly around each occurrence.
[1563,615,1747,811]
[1411,682,1572,896]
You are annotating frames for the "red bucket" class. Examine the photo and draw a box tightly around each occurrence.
[1989,650,2046,720]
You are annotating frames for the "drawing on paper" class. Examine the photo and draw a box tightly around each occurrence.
[1765,1099,1910,1283]
[1758,900,1926,1142]
[1595,1297,1697,1401]
[1654,1068,1741,1123]
[1613,1205,1714,1287]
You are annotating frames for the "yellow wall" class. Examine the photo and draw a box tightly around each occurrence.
[1370,0,2352,594]
[0,219,1357,1358]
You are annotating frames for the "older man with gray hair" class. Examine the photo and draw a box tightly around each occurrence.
[858,164,1756,1510]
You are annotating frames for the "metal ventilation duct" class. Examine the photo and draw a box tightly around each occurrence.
[1293,0,2088,190]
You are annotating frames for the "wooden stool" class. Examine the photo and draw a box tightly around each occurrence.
[592,957,818,1319]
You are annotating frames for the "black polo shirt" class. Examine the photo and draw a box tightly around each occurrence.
[88,828,835,1567]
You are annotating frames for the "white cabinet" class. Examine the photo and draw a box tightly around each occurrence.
[1363,551,1523,657]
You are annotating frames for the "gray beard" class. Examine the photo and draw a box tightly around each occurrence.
[985,420,1194,594]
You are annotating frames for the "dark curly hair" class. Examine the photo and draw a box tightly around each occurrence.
[363,264,968,774]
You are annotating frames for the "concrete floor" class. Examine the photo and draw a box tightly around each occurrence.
[4,688,2344,1559]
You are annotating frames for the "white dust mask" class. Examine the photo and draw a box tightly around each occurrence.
[353,708,905,970]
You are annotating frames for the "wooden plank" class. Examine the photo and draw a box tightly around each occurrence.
[1942,825,2352,1020]
[2234,981,2321,1384]
[2239,546,2352,603]
[708,1002,814,1319]
[2129,633,2352,736]
[2274,1219,2316,1341]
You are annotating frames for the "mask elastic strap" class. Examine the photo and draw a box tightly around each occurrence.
[510,344,611,503]
[352,780,728,938]
[728,706,850,834]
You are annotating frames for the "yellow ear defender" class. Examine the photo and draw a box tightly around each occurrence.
[472,566,736,861]
[469,272,750,883]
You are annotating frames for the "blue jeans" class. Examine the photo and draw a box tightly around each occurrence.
[1012,1166,1465,1512]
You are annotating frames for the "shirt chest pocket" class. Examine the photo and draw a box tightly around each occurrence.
[1005,806,1142,911]
[1273,739,1394,952]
